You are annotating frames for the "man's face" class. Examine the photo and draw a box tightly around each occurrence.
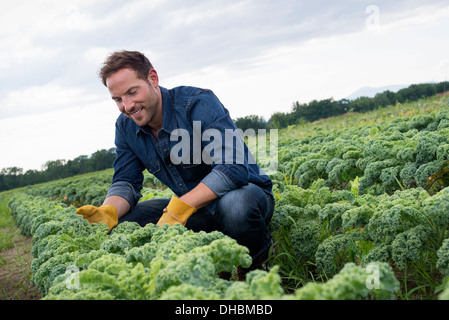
[106,68,161,128]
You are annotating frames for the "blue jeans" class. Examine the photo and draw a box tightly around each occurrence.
[118,183,274,265]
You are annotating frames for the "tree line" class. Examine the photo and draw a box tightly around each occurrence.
[2,81,448,192]
[234,81,449,131]
[0,148,116,192]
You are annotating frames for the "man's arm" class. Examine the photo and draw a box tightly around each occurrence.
[189,90,251,197]
[179,182,218,209]
[102,195,131,219]
[156,182,217,227]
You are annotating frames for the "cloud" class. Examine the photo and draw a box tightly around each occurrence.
[0,84,104,118]
[159,0,449,120]
[83,47,114,66]
[363,1,449,34]
[0,100,118,171]
[1,0,449,171]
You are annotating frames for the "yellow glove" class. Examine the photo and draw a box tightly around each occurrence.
[76,205,118,232]
[157,196,197,227]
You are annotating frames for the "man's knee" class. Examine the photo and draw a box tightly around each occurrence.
[218,183,270,210]
[216,183,273,230]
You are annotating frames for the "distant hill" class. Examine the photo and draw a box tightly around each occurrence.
[346,84,410,100]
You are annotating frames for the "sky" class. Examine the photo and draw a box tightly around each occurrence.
[1,0,448,172]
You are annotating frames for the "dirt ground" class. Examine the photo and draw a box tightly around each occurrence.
[0,235,41,300]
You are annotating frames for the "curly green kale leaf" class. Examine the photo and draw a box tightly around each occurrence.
[437,239,449,276]
[289,219,322,262]
[294,262,399,300]
[44,254,152,300]
[341,205,374,230]
[319,202,355,233]
[422,187,449,230]
[365,188,428,244]
[100,233,133,254]
[362,243,391,266]
[159,283,221,300]
[268,204,301,232]
[315,230,365,275]
[224,266,285,300]
[390,225,430,270]
[151,237,252,298]
[111,221,141,235]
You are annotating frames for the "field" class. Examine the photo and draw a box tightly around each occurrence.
[1,93,449,300]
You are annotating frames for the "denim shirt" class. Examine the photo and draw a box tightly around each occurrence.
[106,86,273,214]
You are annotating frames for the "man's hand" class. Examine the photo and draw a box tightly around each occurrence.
[76,205,118,231]
[157,195,197,227]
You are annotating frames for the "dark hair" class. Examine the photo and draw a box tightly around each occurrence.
[99,50,153,86]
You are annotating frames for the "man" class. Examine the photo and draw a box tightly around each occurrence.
[77,50,274,272]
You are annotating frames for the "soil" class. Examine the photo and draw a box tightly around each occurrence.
[0,235,41,300]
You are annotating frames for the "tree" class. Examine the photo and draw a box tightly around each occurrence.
[0,148,117,191]
[268,112,293,129]
[233,115,268,132]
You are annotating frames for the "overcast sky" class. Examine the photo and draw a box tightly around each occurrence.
[1,0,448,172]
